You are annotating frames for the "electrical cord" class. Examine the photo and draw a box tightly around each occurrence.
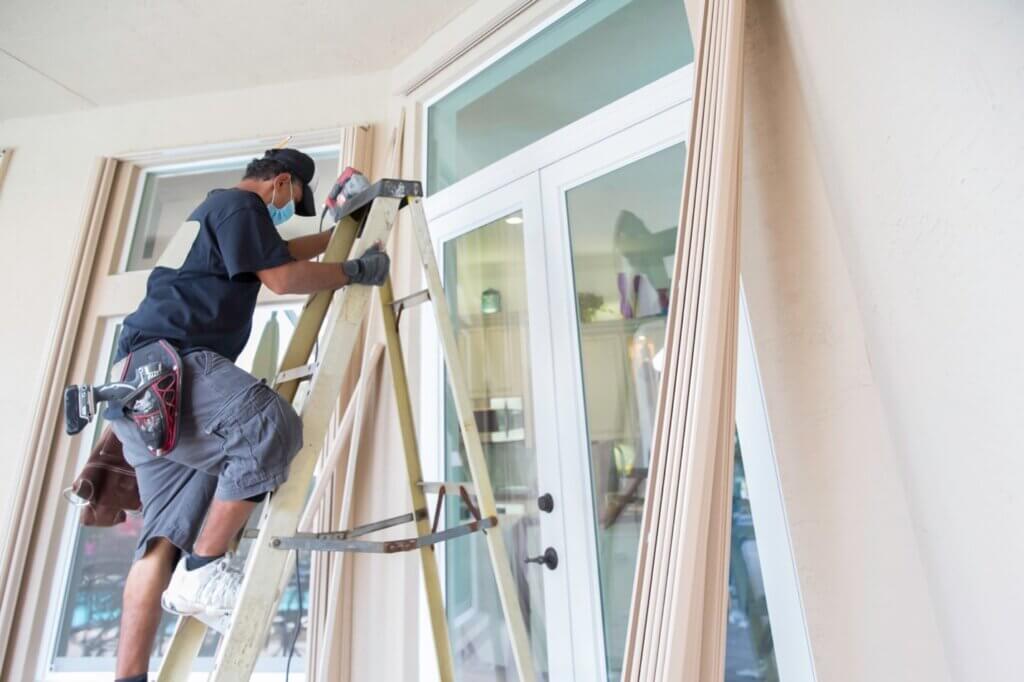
[284,548,304,681]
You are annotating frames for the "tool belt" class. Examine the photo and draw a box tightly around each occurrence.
[64,426,140,527]
[63,339,184,526]
[64,339,183,455]
[104,340,183,456]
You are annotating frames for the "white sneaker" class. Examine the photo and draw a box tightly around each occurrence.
[193,609,232,635]
[161,554,242,620]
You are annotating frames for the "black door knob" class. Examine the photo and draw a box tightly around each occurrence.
[537,493,555,513]
[524,547,558,570]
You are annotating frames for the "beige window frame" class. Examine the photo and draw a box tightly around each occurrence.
[0,125,373,680]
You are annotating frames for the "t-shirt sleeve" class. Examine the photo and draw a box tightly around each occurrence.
[215,207,294,280]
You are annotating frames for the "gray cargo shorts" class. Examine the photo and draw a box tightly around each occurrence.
[109,349,303,561]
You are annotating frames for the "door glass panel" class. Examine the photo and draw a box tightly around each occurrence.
[564,144,779,680]
[426,0,693,194]
[442,211,548,680]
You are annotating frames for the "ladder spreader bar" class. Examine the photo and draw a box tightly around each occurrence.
[271,516,497,554]
[420,480,477,495]
[266,509,427,547]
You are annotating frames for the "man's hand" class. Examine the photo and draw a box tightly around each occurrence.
[257,243,390,294]
[341,244,390,286]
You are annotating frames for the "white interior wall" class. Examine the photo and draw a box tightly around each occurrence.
[769,1,1024,680]
[740,2,950,680]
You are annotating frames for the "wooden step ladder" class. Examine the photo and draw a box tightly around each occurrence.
[155,179,537,682]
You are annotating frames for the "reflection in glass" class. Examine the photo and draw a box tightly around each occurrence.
[728,439,780,682]
[565,144,779,680]
[427,0,692,193]
[124,151,339,272]
[53,306,309,670]
[443,213,548,680]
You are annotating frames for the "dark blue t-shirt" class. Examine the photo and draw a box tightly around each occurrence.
[116,188,294,363]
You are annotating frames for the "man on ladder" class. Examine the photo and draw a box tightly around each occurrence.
[105,149,388,682]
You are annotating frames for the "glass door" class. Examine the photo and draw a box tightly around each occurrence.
[540,102,785,682]
[540,105,689,681]
[423,175,574,680]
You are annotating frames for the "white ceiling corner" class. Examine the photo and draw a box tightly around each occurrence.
[0,0,477,121]
[0,49,93,120]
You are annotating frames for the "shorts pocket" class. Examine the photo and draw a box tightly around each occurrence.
[199,350,232,377]
[202,382,276,436]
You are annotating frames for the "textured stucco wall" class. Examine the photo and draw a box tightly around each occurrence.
[740,2,951,680]
[764,1,1024,679]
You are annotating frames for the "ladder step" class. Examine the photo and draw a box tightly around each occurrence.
[419,480,477,496]
[274,361,318,386]
[271,516,497,553]
[390,289,431,324]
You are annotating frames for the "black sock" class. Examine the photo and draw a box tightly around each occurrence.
[115,675,147,682]
[185,552,224,571]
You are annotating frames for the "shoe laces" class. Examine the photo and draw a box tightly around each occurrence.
[197,555,243,609]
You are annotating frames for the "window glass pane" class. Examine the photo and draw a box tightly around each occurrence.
[426,0,693,194]
[564,144,779,680]
[124,150,339,271]
[442,213,549,680]
[53,304,309,672]
[728,438,780,681]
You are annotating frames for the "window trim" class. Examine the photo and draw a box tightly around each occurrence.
[43,316,123,676]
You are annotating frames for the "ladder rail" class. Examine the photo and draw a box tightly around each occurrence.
[407,198,539,682]
[378,274,459,681]
[208,196,402,681]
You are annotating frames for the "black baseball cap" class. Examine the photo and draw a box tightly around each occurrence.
[263,148,317,217]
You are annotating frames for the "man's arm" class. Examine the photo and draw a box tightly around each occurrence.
[258,260,349,295]
[287,230,332,261]
[258,244,390,295]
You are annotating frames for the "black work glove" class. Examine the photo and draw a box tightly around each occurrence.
[341,244,390,286]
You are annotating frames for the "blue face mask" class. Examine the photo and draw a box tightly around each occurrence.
[267,184,295,226]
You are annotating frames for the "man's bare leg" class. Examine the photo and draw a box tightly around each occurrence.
[192,498,257,557]
[116,538,179,678]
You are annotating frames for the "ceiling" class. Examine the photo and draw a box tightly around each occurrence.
[0,0,476,121]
